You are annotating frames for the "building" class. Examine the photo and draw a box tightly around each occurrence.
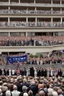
[0,0,64,54]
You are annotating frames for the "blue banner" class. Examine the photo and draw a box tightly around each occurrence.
[7,55,27,64]
[61,50,64,53]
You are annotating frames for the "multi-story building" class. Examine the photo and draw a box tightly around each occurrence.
[0,0,64,54]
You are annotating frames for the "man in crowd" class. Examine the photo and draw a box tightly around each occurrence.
[0,72,63,96]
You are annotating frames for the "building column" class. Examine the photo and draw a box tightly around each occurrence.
[53,32,56,36]
[35,7,37,13]
[9,0,10,4]
[60,0,62,5]
[8,7,10,14]
[34,0,36,4]
[8,7,10,10]
[35,7,37,11]
[26,8,28,14]
[51,8,53,14]
[51,0,53,14]
[60,17,62,24]
[19,0,20,4]
[51,18,53,27]
[32,32,35,36]
[8,17,10,26]
[20,33,22,36]
[26,32,28,37]
[26,17,28,27]
[51,0,53,4]
[60,8,62,14]
[8,32,10,37]
[35,17,37,26]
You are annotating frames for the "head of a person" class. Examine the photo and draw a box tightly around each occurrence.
[23,93,28,96]
[10,78,14,83]
[28,90,33,96]
[23,78,27,83]
[52,91,58,96]
[48,88,53,96]
[22,86,28,92]
[39,90,45,96]
[6,90,11,96]
[57,89,63,95]
[2,86,8,92]
[30,80,35,85]
[13,85,17,90]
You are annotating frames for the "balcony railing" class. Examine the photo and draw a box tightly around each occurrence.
[0,9,64,15]
[0,2,9,4]
[0,2,64,7]
[0,22,64,28]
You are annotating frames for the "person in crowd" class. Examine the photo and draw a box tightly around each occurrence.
[0,89,2,96]
[30,67,34,77]
[0,69,63,96]
[6,90,11,96]
[11,85,21,96]
[12,69,15,76]
[58,69,62,77]
[28,80,38,95]
[0,68,2,75]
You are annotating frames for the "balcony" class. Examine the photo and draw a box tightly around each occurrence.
[0,2,64,7]
[0,9,63,15]
[0,36,64,53]
[0,36,64,46]
[0,22,64,28]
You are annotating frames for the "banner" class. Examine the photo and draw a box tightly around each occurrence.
[7,55,27,64]
[61,50,64,53]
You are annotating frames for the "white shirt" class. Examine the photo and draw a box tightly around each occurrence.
[12,90,20,96]
[9,69,11,76]
[12,70,15,75]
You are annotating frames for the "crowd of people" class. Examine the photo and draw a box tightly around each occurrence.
[0,9,64,15]
[0,66,64,96]
[0,51,64,96]
[0,50,63,65]
[27,56,62,65]
[27,51,62,65]
[0,1,64,96]
[0,36,64,46]
[0,21,64,27]
[0,66,63,77]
